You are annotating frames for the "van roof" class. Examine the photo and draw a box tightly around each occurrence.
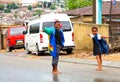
[41,13,69,21]
[28,13,70,25]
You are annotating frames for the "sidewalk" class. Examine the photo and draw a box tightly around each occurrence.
[41,56,120,68]
[59,57,120,68]
[58,51,120,68]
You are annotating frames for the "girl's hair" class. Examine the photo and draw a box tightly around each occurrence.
[92,27,98,31]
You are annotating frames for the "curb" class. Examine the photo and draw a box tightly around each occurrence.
[60,58,120,68]
[41,57,120,68]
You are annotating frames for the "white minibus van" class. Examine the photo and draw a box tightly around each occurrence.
[24,13,75,55]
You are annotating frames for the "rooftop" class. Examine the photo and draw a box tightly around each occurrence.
[63,1,120,16]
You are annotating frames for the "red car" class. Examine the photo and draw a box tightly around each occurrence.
[5,26,26,52]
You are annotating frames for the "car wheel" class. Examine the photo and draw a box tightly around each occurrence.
[66,49,73,54]
[6,46,12,52]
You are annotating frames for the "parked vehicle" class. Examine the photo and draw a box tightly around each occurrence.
[5,26,26,52]
[23,13,75,55]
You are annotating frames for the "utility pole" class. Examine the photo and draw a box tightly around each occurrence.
[93,0,96,24]
[93,0,102,24]
[109,0,113,40]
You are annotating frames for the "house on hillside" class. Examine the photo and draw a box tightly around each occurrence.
[0,0,21,4]
[21,0,38,6]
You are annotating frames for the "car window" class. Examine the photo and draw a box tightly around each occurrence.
[10,27,26,36]
[42,21,71,31]
[29,23,39,34]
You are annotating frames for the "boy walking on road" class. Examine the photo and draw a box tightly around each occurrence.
[43,21,65,74]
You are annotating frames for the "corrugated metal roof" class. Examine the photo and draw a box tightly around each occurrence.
[62,1,120,16]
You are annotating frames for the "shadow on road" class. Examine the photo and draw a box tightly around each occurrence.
[94,78,120,82]
[31,51,72,56]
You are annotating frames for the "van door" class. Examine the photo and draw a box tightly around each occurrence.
[41,22,53,48]
[25,23,40,51]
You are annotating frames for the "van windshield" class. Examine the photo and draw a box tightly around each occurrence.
[10,27,26,36]
[43,21,71,31]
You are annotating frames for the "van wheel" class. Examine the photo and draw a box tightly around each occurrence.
[66,49,72,54]
[26,50,31,54]
[26,44,31,54]
[35,44,39,56]
[6,46,12,52]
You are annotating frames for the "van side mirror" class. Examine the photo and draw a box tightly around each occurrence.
[23,31,27,34]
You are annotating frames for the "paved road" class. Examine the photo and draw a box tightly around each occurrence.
[0,52,120,82]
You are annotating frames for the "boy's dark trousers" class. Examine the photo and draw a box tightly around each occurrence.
[52,45,62,66]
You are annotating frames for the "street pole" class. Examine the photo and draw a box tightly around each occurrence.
[109,0,112,42]
[93,0,96,24]
[93,0,102,24]
[96,0,102,24]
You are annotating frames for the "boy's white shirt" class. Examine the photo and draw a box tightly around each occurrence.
[90,34,102,40]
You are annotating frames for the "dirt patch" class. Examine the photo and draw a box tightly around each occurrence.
[87,53,120,62]
[60,50,92,59]
[0,49,25,53]
[0,49,120,62]
[61,49,120,62]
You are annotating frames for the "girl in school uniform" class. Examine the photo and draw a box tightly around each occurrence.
[87,27,109,71]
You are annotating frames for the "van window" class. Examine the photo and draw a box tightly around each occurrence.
[43,21,71,31]
[10,27,26,36]
[30,23,39,34]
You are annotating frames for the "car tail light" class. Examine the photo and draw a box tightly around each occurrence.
[72,32,74,41]
[40,34,43,43]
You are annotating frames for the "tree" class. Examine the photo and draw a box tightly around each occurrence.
[14,14,18,18]
[7,4,11,9]
[65,0,93,10]
[7,3,18,9]
[0,4,4,10]
[43,1,47,8]
[4,9,11,13]
[50,5,56,10]
[12,3,19,9]
[48,2,52,8]
[28,5,32,10]
[37,4,42,8]
[33,10,43,16]
[61,5,64,8]
[36,10,42,15]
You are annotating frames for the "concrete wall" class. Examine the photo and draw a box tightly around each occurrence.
[73,23,109,50]
[70,16,107,24]
[70,17,83,23]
